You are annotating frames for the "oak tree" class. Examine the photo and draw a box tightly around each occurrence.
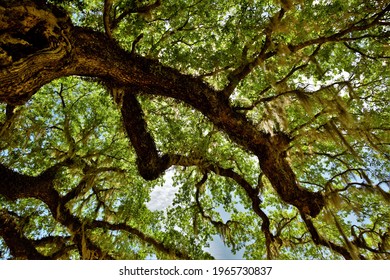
[0,0,389,259]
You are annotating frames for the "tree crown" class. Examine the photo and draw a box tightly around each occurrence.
[0,0,389,260]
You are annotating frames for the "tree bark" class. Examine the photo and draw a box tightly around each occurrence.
[0,163,110,259]
[0,0,324,217]
[0,162,190,259]
[0,210,51,259]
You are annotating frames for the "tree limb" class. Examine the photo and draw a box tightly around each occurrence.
[0,210,51,259]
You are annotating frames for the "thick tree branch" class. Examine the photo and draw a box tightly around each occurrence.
[104,0,114,39]
[0,165,96,259]
[0,162,191,259]
[0,162,112,259]
[0,210,51,259]
[300,212,366,260]
[120,90,170,180]
[0,0,387,260]
[90,220,192,260]
[0,0,324,218]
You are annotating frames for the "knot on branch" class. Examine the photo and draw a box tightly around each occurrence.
[0,1,73,104]
[0,2,71,65]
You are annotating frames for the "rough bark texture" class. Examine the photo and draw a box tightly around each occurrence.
[0,209,51,259]
[0,162,109,259]
[0,0,324,219]
[0,162,191,259]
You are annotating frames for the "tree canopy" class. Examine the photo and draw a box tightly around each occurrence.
[0,0,389,260]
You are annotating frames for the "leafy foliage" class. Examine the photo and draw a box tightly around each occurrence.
[0,0,389,259]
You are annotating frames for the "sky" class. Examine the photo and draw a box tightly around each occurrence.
[146,169,245,259]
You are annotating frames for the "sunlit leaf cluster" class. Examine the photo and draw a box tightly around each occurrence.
[0,0,389,260]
